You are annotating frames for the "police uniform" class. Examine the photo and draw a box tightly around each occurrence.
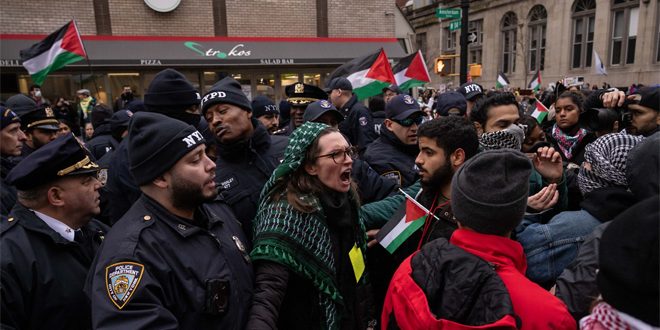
[1,106,21,216]
[1,134,109,330]
[87,195,253,329]
[87,112,254,329]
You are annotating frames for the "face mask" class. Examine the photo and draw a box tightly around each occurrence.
[34,90,42,98]
[121,92,133,100]
[479,123,525,151]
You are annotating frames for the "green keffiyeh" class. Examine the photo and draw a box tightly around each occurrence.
[251,122,368,329]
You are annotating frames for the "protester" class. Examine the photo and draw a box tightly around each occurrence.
[364,94,423,187]
[76,89,96,124]
[383,149,575,329]
[87,112,253,328]
[201,76,288,239]
[113,85,135,111]
[2,134,108,330]
[28,84,50,106]
[53,96,80,136]
[248,122,375,329]
[520,114,548,153]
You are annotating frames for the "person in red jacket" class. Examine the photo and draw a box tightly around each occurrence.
[383,149,575,330]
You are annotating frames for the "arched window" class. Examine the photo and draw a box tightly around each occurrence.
[610,0,639,65]
[501,12,517,75]
[528,5,547,72]
[571,0,596,69]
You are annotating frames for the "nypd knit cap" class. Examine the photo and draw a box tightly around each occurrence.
[128,112,206,186]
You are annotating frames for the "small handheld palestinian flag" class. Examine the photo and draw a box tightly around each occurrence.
[393,50,431,91]
[20,20,87,86]
[377,189,435,254]
[531,98,549,123]
[495,72,510,89]
[528,70,542,92]
[326,49,395,101]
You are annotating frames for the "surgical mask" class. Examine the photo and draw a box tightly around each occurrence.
[34,90,42,98]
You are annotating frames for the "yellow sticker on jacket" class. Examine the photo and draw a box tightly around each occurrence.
[349,244,365,283]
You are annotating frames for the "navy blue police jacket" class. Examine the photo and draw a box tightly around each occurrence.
[86,194,254,329]
[214,120,287,241]
[1,203,109,330]
[338,94,378,154]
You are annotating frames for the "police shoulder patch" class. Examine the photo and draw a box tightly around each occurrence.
[105,261,144,309]
[381,170,402,186]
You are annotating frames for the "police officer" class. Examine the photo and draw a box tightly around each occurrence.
[303,100,398,204]
[105,68,203,224]
[1,134,108,330]
[325,77,378,154]
[201,76,287,240]
[363,94,423,187]
[87,112,253,328]
[251,95,280,134]
[0,106,27,215]
[14,104,60,163]
[276,82,327,136]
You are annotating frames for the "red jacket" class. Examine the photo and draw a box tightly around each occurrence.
[451,229,577,330]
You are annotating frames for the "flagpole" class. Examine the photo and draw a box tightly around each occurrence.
[72,18,101,100]
[397,188,440,221]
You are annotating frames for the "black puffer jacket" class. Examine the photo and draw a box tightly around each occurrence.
[363,127,419,187]
[382,237,518,329]
[338,95,378,153]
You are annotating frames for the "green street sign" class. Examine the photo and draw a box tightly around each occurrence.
[435,8,461,19]
[449,20,462,31]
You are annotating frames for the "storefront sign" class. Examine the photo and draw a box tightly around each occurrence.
[260,58,295,64]
[184,42,252,58]
[140,59,163,65]
[0,59,21,67]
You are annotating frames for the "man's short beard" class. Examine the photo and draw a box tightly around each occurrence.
[421,159,454,192]
[170,174,217,210]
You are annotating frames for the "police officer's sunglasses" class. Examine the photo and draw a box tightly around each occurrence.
[393,116,424,127]
[316,146,358,164]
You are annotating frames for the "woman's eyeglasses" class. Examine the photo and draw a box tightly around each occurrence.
[316,146,358,164]
[393,116,424,127]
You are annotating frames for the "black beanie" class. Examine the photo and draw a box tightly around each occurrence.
[5,94,37,116]
[200,76,251,116]
[128,112,206,186]
[91,104,113,129]
[597,196,659,327]
[144,69,201,114]
[451,149,532,236]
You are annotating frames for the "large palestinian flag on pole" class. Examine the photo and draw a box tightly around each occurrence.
[326,49,396,101]
[392,50,431,91]
[20,20,87,86]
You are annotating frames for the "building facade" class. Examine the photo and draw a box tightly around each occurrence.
[405,0,659,90]
[0,0,409,104]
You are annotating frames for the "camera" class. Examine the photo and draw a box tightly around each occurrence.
[581,101,633,133]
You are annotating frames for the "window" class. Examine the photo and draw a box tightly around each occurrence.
[416,32,428,56]
[442,28,457,51]
[528,5,547,72]
[571,0,596,69]
[469,20,483,64]
[610,0,639,65]
[501,12,518,74]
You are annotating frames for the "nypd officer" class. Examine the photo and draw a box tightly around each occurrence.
[1,134,108,330]
[87,112,253,329]
[14,104,61,163]
[1,106,26,215]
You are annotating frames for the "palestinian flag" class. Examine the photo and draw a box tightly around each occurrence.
[327,49,395,101]
[392,51,431,91]
[20,20,87,86]
[531,98,549,123]
[495,72,510,88]
[377,197,428,254]
[528,70,542,92]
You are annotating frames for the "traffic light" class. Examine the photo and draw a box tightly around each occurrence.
[434,57,451,76]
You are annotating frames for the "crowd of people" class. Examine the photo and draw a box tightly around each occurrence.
[0,67,658,330]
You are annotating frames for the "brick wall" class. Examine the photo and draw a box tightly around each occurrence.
[225,0,317,37]
[109,0,214,36]
[327,0,395,37]
[0,0,97,34]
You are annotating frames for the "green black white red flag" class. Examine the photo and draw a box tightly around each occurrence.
[377,190,429,254]
[392,50,431,91]
[528,70,542,92]
[326,49,396,101]
[496,71,510,88]
[20,20,87,85]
